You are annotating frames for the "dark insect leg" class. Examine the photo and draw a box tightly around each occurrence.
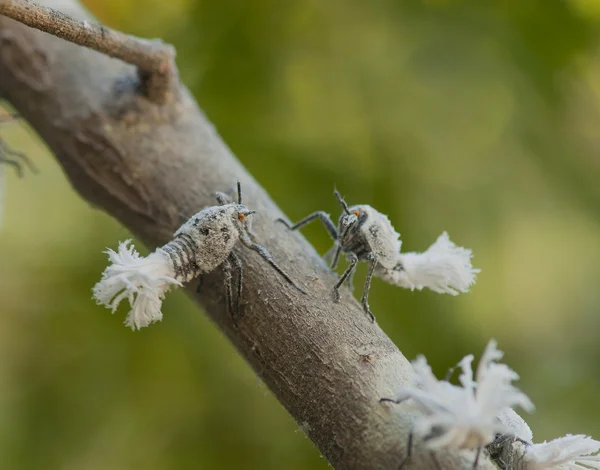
[330,244,342,269]
[378,399,414,469]
[239,232,306,294]
[228,250,244,324]
[0,139,38,177]
[360,254,377,322]
[323,243,337,263]
[489,436,528,470]
[514,444,527,468]
[324,244,344,270]
[472,447,481,469]
[380,397,403,404]
[486,434,513,470]
[337,218,355,247]
[236,181,242,204]
[222,258,235,324]
[398,431,413,470]
[246,215,259,241]
[379,396,413,469]
[495,456,508,470]
[276,211,338,240]
[333,254,358,303]
[345,264,356,290]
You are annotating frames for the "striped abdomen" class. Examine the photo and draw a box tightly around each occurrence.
[161,233,202,283]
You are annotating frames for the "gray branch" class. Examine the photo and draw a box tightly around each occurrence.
[0,1,497,468]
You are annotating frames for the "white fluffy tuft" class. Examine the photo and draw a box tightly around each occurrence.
[93,240,182,330]
[496,408,533,443]
[393,231,480,295]
[392,340,533,451]
[523,434,600,469]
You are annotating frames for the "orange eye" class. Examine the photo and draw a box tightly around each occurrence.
[353,210,360,216]
[238,213,246,221]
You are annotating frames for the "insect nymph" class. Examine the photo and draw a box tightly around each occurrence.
[94,182,305,329]
[278,189,479,320]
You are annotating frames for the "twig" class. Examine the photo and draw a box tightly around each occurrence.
[0,1,495,468]
[0,0,177,103]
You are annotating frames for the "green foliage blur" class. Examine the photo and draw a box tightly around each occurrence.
[2,0,600,468]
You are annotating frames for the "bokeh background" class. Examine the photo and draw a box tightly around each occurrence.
[2,0,600,468]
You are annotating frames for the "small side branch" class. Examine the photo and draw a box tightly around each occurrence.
[0,115,38,176]
[0,0,178,103]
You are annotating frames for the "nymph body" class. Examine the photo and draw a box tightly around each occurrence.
[278,189,478,320]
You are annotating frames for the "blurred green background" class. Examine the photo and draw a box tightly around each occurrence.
[2,0,600,468]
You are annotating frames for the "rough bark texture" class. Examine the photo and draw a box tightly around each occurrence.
[0,1,496,468]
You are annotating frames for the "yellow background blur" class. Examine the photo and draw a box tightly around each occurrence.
[2,0,600,468]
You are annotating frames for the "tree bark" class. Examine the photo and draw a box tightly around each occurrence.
[0,1,495,468]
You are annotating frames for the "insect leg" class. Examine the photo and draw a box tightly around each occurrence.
[324,243,343,269]
[331,244,342,270]
[398,431,413,470]
[333,253,358,303]
[239,232,307,294]
[379,397,414,469]
[472,447,482,469]
[345,264,356,290]
[245,215,259,241]
[221,257,236,325]
[380,397,407,405]
[228,250,244,322]
[495,456,508,470]
[276,211,338,240]
[360,253,377,321]
[0,139,37,176]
